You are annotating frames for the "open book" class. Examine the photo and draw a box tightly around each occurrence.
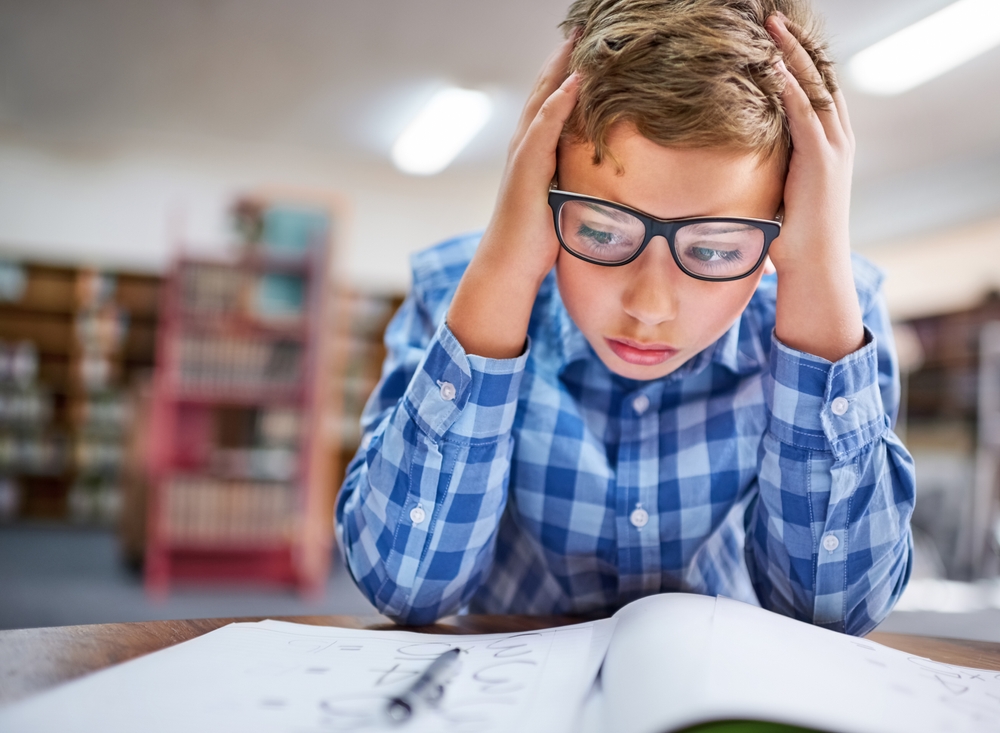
[1,593,998,733]
[575,593,1000,733]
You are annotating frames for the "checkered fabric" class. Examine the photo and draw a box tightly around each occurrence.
[335,233,915,634]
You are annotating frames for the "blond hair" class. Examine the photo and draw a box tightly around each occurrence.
[560,0,836,169]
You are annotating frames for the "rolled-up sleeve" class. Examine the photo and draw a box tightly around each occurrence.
[336,290,528,625]
[745,287,916,635]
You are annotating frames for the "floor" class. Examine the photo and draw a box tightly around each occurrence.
[2,525,999,642]
[0,525,375,629]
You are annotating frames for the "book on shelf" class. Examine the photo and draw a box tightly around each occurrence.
[327,289,405,490]
[0,339,70,511]
[0,340,39,385]
[253,273,306,322]
[177,336,303,392]
[164,477,293,544]
[0,261,160,523]
[259,204,329,259]
[179,263,307,324]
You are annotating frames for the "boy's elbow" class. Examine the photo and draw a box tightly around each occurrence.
[337,558,442,625]
[379,602,448,627]
[338,543,463,626]
[371,564,491,626]
[843,533,914,636]
[364,581,460,626]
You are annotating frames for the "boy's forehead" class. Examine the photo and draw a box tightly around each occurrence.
[558,124,784,219]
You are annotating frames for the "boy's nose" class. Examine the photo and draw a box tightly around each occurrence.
[620,238,680,326]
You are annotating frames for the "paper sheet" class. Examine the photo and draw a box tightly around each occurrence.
[704,595,1000,733]
[0,618,614,733]
[599,593,1000,733]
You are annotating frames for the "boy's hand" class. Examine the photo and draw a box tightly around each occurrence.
[447,38,580,360]
[766,15,866,363]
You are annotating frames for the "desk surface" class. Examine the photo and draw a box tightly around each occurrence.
[2,614,999,707]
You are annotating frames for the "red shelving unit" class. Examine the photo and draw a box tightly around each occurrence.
[144,215,335,597]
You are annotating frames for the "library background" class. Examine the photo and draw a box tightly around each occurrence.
[2,0,1000,640]
[0,195,401,602]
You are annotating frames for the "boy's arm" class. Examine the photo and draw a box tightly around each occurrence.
[766,14,864,363]
[447,39,580,359]
[742,17,915,635]
[745,272,915,635]
[335,282,529,625]
[337,40,580,625]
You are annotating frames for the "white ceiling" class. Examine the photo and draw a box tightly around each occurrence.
[0,0,998,274]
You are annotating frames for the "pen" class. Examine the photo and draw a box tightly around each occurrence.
[385,647,462,723]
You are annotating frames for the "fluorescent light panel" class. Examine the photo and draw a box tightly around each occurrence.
[391,87,492,175]
[848,0,1000,96]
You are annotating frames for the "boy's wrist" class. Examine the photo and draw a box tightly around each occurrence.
[448,248,546,360]
[773,249,865,363]
[768,327,888,461]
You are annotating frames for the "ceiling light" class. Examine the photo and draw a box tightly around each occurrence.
[848,0,1000,96]
[391,87,492,175]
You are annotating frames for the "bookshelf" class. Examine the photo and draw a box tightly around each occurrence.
[0,260,160,524]
[144,199,336,596]
[902,294,1000,579]
[326,288,405,494]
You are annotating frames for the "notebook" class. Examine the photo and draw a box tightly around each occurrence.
[1,593,997,733]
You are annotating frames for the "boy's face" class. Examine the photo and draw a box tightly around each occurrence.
[555,124,785,381]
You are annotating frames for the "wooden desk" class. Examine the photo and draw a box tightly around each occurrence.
[2,615,999,707]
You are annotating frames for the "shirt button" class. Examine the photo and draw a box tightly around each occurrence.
[438,381,456,401]
[409,506,426,524]
[822,534,839,552]
[629,507,649,528]
[830,397,849,416]
[632,394,650,415]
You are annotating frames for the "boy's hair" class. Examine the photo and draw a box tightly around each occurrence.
[560,0,836,169]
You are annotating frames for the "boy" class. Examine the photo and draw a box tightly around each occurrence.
[336,0,915,635]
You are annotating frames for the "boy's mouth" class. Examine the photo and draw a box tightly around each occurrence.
[605,337,678,366]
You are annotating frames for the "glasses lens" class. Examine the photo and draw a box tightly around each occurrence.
[675,221,765,279]
[557,200,646,264]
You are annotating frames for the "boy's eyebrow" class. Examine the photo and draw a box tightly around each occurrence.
[584,202,637,223]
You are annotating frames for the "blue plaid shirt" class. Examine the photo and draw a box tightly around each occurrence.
[336,233,915,634]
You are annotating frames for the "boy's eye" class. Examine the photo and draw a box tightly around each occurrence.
[557,199,646,262]
[577,224,618,246]
[687,246,743,263]
[676,222,764,277]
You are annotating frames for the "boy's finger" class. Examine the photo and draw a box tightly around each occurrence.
[831,87,855,148]
[775,59,825,152]
[766,16,843,145]
[514,73,580,185]
[511,38,576,153]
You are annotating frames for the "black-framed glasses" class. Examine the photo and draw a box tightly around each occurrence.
[548,189,782,282]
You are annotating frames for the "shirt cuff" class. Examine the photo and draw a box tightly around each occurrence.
[403,318,529,443]
[766,327,889,461]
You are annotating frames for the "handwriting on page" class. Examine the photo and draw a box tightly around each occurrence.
[844,638,1000,730]
[226,624,568,733]
[311,634,546,731]
[705,595,1000,733]
[0,619,604,733]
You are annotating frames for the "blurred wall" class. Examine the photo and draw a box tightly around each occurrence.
[0,136,502,292]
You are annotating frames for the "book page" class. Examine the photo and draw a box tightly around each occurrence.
[600,593,718,733]
[600,593,1000,733]
[0,617,614,733]
[702,595,1000,733]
